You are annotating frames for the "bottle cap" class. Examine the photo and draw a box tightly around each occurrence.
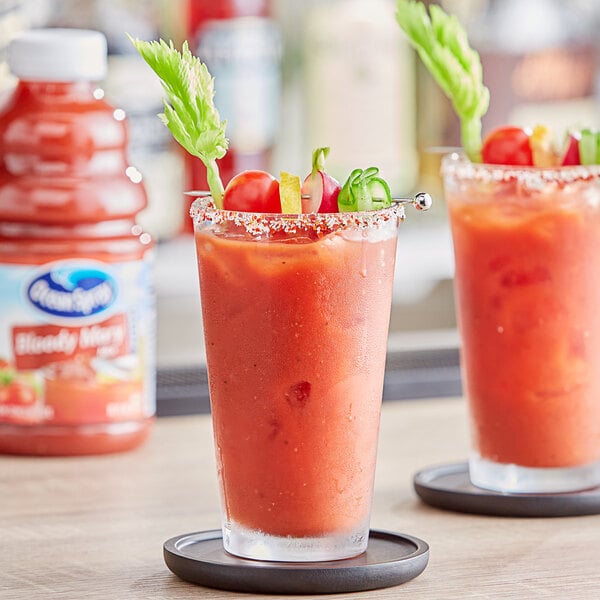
[8,28,107,81]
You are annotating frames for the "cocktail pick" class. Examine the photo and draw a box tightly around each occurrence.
[394,192,433,211]
[185,191,433,211]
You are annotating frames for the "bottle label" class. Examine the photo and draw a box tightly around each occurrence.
[0,256,155,426]
[193,18,281,153]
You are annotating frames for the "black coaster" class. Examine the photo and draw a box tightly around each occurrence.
[164,529,429,595]
[414,462,600,518]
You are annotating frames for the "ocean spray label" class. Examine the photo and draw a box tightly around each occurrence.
[0,257,155,426]
[26,265,117,319]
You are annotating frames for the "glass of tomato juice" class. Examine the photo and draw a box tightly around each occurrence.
[191,197,404,561]
[443,152,600,493]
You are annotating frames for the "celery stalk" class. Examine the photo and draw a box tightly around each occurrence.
[396,1,489,162]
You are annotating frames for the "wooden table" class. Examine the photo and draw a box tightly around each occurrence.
[1,397,598,599]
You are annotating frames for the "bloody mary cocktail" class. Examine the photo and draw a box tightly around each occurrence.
[443,153,600,493]
[131,34,431,563]
[192,198,403,561]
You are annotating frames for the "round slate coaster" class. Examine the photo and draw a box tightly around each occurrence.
[414,462,600,518]
[164,529,429,595]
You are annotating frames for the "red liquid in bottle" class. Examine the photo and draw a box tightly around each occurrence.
[0,29,155,455]
[183,0,281,231]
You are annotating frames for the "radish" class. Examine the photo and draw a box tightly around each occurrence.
[561,132,581,166]
[301,147,341,213]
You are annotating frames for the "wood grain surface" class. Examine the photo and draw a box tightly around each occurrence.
[1,397,598,599]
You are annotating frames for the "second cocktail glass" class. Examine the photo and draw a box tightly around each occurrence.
[443,152,600,493]
[191,198,404,561]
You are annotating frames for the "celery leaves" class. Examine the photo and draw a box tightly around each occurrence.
[130,37,228,207]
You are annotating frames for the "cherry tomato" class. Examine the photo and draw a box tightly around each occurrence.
[0,380,36,406]
[481,126,534,166]
[7,380,36,406]
[223,170,281,213]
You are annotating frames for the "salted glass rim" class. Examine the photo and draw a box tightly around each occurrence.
[190,196,405,236]
[442,151,600,185]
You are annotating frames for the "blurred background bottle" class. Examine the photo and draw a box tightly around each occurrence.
[98,0,185,241]
[184,0,282,233]
[302,0,418,195]
[413,0,458,201]
[467,0,600,135]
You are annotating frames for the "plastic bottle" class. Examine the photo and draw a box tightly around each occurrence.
[0,29,155,455]
[183,0,282,233]
[303,0,418,195]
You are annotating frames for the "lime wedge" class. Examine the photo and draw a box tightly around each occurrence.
[279,171,302,214]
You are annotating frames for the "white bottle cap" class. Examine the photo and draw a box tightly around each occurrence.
[8,28,108,82]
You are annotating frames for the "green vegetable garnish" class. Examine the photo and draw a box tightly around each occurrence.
[129,37,228,208]
[338,168,392,212]
[579,129,600,166]
[312,147,329,174]
[395,0,489,162]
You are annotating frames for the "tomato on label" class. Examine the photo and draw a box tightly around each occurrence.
[0,380,36,406]
[11,381,36,405]
[222,170,281,213]
[481,126,534,166]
